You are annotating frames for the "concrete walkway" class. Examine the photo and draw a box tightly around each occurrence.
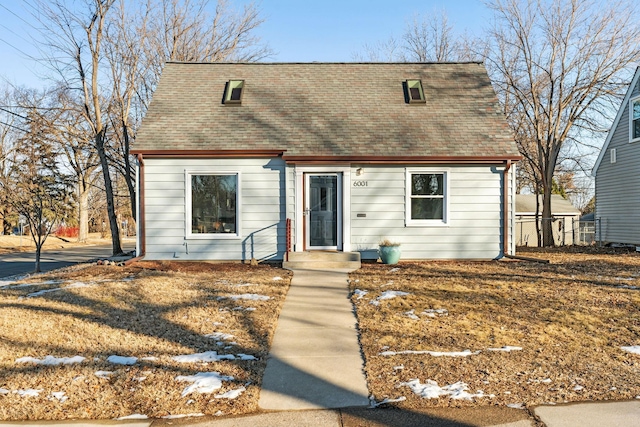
[258,267,370,410]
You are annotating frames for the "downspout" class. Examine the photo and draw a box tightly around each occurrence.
[503,160,511,257]
[136,154,145,258]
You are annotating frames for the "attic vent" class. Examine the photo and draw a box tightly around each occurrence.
[224,80,244,104]
[610,148,617,164]
[406,79,425,103]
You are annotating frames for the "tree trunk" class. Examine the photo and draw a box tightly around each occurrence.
[34,244,41,273]
[122,121,136,222]
[542,186,554,247]
[96,131,123,255]
[78,183,90,243]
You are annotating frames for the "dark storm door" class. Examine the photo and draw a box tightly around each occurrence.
[305,174,341,250]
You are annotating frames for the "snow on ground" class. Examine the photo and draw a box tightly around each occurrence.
[370,396,406,407]
[422,308,448,317]
[621,345,640,355]
[205,332,234,341]
[399,379,493,400]
[404,310,420,320]
[370,290,410,306]
[116,414,148,420]
[107,355,138,365]
[353,289,368,299]
[26,281,94,297]
[218,293,270,301]
[175,372,234,397]
[172,350,256,363]
[48,391,68,403]
[487,346,523,352]
[12,389,43,397]
[380,349,480,357]
[272,276,283,281]
[95,371,114,379]
[16,355,86,365]
[214,386,246,399]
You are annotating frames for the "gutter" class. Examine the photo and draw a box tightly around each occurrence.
[137,154,146,257]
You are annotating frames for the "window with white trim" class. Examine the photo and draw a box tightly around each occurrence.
[187,172,240,238]
[630,96,640,142]
[406,170,448,226]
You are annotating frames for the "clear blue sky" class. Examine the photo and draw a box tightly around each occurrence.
[0,0,491,88]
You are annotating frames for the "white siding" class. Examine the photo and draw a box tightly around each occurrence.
[349,165,507,260]
[595,78,640,245]
[143,157,286,261]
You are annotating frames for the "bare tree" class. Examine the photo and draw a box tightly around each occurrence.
[485,0,640,246]
[1,93,75,272]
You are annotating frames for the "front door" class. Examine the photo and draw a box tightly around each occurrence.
[305,174,341,250]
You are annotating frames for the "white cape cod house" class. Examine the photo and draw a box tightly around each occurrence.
[132,62,520,262]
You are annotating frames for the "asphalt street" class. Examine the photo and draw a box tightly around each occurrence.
[0,242,135,278]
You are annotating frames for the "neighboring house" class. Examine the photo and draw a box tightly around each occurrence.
[515,194,581,246]
[131,62,520,262]
[593,67,640,246]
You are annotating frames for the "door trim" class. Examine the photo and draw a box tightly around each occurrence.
[305,173,341,250]
[294,166,351,252]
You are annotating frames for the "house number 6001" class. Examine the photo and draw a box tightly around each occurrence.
[353,181,368,187]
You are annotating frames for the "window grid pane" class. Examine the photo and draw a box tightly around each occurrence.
[409,173,445,222]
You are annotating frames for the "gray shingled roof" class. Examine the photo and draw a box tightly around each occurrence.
[516,194,580,215]
[133,62,519,159]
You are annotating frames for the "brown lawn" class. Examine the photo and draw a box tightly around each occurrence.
[0,261,291,420]
[349,247,640,410]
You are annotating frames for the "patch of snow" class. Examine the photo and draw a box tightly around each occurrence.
[205,332,235,341]
[16,355,85,365]
[161,413,205,419]
[140,356,158,361]
[404,310,419,320]
[393,365,404,370]
[233,283,255,288]
[245,307,256,311]
[107,355,138,365]
[220,293,270,301]
[26,281,93,297]
[0,388,9,394]
[95,371,114,379]
[14,389,43,397]
[117,414,148,420]
[236,354,257,361]
[621,345,640,355]
[487,346,523,352]
[507,403,525,409]
[173,351,236,363]
[175,372,234,397]
[48,392,68,403]
[422,308,448,317]
[370,290,410,305]
[214,386,246,399]
[370,396,406,407]
[272,276,283,281]
[380,349,480,357]
[573,385,584,391]
[529,378,552,384]
[353,289,368,299]
[214,411,224,416]
[0,274,29,287]
[389,268,400,273]
[399,379,491,400]
[134,376,147,382]
[615,277,635,281]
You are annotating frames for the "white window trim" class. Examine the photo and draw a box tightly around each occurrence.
[185,170,241,240]
[405,168,450,227]
[629,95,640,143]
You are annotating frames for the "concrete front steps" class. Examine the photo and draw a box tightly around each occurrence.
[283,251,361,271]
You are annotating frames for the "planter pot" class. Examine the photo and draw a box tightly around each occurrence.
[379,245,401,265]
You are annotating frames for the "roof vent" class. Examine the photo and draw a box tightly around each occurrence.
[405,79,425,104]
[224,80,244,104]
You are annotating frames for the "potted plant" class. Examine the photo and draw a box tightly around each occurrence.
[378,238,401,265]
